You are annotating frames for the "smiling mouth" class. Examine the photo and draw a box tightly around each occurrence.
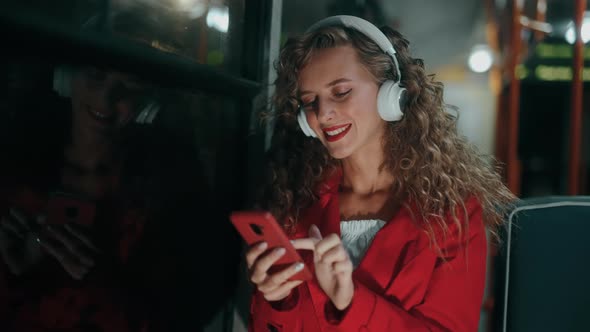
[86,107,115,126]
[323,124,352,142]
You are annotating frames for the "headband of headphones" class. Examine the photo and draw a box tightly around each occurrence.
[305,15,403,83]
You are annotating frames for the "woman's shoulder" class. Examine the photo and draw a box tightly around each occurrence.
[407,194,483,225]
[394,195,485,248]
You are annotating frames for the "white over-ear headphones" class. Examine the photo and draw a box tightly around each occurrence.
[52,65,160,125]
[297,15,407,138]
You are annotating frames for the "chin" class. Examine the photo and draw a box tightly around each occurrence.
[326,147,353,160]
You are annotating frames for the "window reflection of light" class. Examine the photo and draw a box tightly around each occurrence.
[177,0,193,7]
[207,6,229,33]
[177,0,207,18]
[468,45,493,73]
[565,18,590,44]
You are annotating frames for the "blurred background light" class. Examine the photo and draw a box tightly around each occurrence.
[468,45,494,73]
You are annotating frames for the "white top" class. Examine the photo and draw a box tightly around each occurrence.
[340,219,387,268]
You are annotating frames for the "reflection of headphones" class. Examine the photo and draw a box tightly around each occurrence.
[297,15,407,138]
[52,66,160,125]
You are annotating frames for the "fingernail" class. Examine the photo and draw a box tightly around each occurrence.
[275,248,286,256]
[258,242,267,250]
[294,262,304,272]
[289,240,295,245]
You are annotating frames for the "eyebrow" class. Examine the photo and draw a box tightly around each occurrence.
[300,78,352,96]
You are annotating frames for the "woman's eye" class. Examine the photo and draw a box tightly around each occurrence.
[335,89,352,98]
[302,99,316,109]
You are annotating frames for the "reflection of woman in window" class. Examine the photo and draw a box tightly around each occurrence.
[246,16,515,331]
[0,9,220,332]
[0,64,165,331]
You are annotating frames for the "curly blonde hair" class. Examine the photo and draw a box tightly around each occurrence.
[259,25,515,246]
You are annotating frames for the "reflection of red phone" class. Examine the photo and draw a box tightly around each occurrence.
[46,192,96,226]
[230,211,312,281]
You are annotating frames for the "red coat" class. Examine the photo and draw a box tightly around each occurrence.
[249,174,487,332]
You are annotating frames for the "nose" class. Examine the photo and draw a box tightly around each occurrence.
[316,99,336,124]
[91,77,122,114]
[89,84,110,113]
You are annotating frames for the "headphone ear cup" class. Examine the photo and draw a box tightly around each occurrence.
[53,66,72,98]
[297,109,317,138]
[377,80,406,122]
[135,101,160,124]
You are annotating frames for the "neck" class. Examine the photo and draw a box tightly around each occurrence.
[340,139,393,195]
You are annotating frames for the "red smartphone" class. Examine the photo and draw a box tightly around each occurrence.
[230,211,312,281]
[45,192,96,226]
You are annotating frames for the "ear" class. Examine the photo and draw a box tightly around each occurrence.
[135,102,160,124]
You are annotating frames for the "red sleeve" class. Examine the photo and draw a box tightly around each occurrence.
[325,200,487,332]
[248,287,303,332]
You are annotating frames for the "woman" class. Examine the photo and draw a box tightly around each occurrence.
[246,15,515,331]
[0,64,149,331]
[0,61,215,331]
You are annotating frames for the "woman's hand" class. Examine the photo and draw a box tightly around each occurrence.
[292,225,354,310]
[38,222,99,280]
[245,242,306,302]
[0,207,99,280]
[0,208,44,275]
